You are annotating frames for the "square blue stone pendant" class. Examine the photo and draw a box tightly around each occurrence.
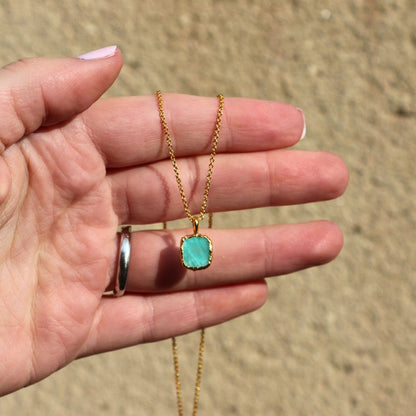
[180,234,213,270]
[180,218,213,270]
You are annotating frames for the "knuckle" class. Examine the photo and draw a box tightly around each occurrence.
[0,58,45,150]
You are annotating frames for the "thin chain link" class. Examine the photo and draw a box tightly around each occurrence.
[172,329,206,416]
[163,213,212,416]
[156,90,224,223]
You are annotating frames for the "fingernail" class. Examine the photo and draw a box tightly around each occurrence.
[297,108,306,140]
[78,45,117,60]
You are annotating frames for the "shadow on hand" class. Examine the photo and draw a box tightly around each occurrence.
[154,230,187,290]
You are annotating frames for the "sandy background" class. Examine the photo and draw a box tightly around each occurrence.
[0,1,415,415]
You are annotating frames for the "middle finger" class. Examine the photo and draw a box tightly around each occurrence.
[109,149,347,224]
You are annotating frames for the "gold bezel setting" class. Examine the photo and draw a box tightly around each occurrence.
[180,234,213,271]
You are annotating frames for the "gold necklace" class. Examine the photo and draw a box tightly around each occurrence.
[156,91,224,416]
[156,90,224,270]
[163,214,212,416]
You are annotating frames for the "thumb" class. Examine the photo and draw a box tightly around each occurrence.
[0,45,122,152]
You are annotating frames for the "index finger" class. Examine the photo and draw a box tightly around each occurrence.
[75,94,305,168]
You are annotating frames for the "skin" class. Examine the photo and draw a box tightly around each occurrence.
[0,49,348,396]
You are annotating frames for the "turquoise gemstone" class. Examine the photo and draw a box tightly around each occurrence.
[181,235,212,270]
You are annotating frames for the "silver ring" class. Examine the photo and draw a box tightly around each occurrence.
[114,226,132,297]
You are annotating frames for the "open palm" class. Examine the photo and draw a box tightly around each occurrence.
[0,49,348,396]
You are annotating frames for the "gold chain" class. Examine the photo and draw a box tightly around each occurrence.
[164,214,212,416]
[172,328,205,416]
[156,90,224,223]
[158,89,223,416]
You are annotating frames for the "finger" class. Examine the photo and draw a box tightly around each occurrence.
[78,281,267,357]
[108,221,343,293]
[0,46,122,152]
[110,150,349,224]
[77,94,305,167]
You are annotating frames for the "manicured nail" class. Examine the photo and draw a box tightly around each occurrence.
[78,45,117,60]
[297,108,306,140]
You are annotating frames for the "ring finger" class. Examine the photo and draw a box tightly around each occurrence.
[107,220,343,293]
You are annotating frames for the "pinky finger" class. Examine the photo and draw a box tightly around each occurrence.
[78,280,268,357]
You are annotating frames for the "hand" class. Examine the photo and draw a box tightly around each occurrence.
[0,47,348,396]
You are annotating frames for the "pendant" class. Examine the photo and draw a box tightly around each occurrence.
[180,218,213,270]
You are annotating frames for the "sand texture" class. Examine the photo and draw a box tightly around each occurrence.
[0,1,415,415]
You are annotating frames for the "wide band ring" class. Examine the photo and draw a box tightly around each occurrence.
[114,226,132,297]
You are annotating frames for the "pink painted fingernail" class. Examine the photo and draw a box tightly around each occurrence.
[78,45,117,60]
[297,108,306,140]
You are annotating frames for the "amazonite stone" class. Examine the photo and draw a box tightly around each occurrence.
[181,235,212,270]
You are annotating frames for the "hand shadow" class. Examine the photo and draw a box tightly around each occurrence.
[154,229,187,290]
